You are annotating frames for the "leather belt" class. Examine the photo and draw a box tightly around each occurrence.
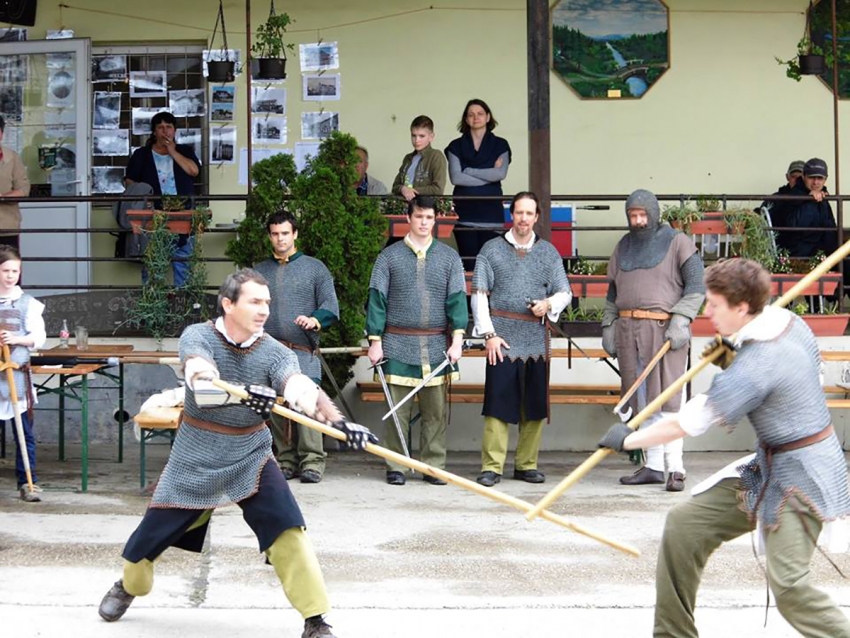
[619,309,671,321]
[385,325,447,336]
[278,339,313,354]
[491,309,538,323]
[761,424,834,454]
[183,413,267,436]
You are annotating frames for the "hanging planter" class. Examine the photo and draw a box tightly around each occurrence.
[252,2,294,81]
[206,0,236,84]
[799,53,825,75]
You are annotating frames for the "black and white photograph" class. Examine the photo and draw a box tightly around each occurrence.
[210,102,234,122]
[177,128,202,161]
[251,86,286,114]
[92,166,126,194]
[47,29,74,39]
[92,129,130,157]
[211,86,235,104]
[0,86,23,123]
[203,48,241,78]
[129,71,167,98]
[47,66,75,109]
[300,111,339,140]
[169,89,205,117]
[253,116,287,144]
[210,126,236,164]
[0,28,27,43]
[92,55,127,83]
[0,55,26,85]
[299,42,339,72]
[132,107,168,136]
[303,74,340,101]
[93,92,121,129]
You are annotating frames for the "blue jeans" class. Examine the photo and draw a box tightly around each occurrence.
[141,235,194,287]
[11,411,38,487]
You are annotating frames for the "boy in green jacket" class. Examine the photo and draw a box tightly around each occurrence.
[392,115,447,201]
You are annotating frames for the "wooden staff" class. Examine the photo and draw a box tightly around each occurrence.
[612,340,671,420]
[525,237,850,522]
[1,344,34,493]
[211,378,640,557]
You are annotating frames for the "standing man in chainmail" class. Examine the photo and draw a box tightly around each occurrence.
[472,191,571,487]
[98,269,375,638]
[366,194,467,486]
[254,211,340,484]
[601,189,704,492]
[598,258,850,638]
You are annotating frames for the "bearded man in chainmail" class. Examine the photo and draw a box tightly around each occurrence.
[367,195,467,486]
[599,258,850,638]
[602,189,705,492]
[472,191,571,488]
[98,269,375,638]
[254,211,340,484]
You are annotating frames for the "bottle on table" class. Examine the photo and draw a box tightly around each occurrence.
[59,319,70,349]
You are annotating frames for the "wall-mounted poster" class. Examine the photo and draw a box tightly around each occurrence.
[210,126,236,164]
[0,86,23,122]
[0,55,26,84]
[92,55,127,83]
[211,86,235,122]
[169,89,205,117]
[93,92,121,129]
[177,128,202,161]
[92,166,126,193]
[129,71,167,98]
[300,111,338,140]
[132,106,169,136]
[92,129,130,157]
[47,61,75,109]
[551,0,669,99]
[251,86,286,114]
[253,116,287,144]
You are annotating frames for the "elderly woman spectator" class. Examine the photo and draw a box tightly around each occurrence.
[445,99,511,270]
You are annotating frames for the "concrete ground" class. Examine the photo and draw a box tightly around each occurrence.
[2,444,850,637]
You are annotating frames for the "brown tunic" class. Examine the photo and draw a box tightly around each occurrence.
[608,233,697,412]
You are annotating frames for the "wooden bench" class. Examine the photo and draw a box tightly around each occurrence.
[358,382,621,406]
[135,406,182,488]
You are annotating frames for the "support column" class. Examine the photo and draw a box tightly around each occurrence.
[528,0,551,240]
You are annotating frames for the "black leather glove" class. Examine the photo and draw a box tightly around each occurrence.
[333,420,378,450]
[701,335,737,370]
[241,384,278,419]
[597,422,632,453]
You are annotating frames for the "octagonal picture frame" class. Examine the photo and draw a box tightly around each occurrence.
[551,0,671,99]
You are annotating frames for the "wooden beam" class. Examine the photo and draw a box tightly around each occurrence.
[528,0,551,240]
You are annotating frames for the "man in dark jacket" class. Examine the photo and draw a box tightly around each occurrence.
[762,159,804,252]
[784,157,837,259]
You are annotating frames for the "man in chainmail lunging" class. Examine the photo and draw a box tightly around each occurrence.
[98,269,375,638]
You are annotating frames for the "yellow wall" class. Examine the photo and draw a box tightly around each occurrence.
[25,0,849,274]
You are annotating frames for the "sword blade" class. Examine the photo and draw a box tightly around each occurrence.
[316,350,358,422]
[376,363,411,459]
[382,355,453,421]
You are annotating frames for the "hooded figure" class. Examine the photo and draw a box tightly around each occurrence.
[601,189,705,492]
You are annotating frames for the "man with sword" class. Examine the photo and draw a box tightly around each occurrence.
[98,268,376,638]
[254,211,340,484]
[471,191,571,487]
[367,194,467,486]
[601,189,704,492]
[0,246,45,502]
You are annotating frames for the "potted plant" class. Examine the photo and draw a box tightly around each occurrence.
[252,11,295,80]
[127,195,209,235]
[792,300,850,337]
[776,3,829,82]
[207,0,236,83]
[567,256,609,298]
[382,196,458,239]
[557,304,604,338]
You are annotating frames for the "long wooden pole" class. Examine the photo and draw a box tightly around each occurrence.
[211,378,640,557]
[612,340,671,418]
[525,237,850,521]
[2,344,34,492]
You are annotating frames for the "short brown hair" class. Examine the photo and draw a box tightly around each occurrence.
[410,115,434,132]
[704,258,771,314]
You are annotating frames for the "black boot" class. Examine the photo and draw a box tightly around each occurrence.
[302,615,337,638]
[98,580,135,622]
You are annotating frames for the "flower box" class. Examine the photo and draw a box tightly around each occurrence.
[385,214,458,239]
[691,313,849,338]
[557,320,602,338]
[690,316,717,337]
[771,273,840,298]
[127,209,200,235]
[568,275,608,298]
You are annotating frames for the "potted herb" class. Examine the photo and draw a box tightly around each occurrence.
[252,11,295,80]
[792,299,850,337]
[776,3,829,82]
[557,304,604,338]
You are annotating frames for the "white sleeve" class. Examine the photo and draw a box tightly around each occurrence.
[283,372,319,415]
[25,299,46,350]
[471,290,494,337]
[547,290,572,323]
[678,393,716,437]
[183,355,219,391]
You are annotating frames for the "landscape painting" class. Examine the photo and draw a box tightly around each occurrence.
[552,0,669,99]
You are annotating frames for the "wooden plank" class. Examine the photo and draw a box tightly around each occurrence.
[357,382,620,393]
[827,399,850,409]
[821,351,850,361]
[134,406,182,429]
